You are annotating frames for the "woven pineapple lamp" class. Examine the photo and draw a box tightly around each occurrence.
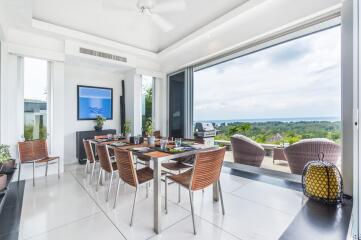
[302,152,343,205]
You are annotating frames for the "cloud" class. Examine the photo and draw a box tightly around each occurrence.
[193,26,341,121]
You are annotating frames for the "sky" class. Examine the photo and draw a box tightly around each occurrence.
[194,26,341,121]
[24,57,48,101]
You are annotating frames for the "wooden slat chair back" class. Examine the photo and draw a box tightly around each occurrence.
[114,149,138,187]
[94,135,108,139]
[190,147,226,191]
[83,140,95,163]
[18,140,49,162]
[33,140,49,160]
[18,141,36,163]
[96,144,113,173]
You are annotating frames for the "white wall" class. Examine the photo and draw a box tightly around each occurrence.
[0,51,21,156]
[63,63,124,164]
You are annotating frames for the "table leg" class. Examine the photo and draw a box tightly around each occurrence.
[213,181,219,202]
[153,157,162,234]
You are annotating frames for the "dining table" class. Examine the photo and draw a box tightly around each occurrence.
[89,137,220,234]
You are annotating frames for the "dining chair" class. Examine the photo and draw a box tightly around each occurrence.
[18,140,60,186]
[164,147,226,234]
[96,144,118,201]
[113,148,153,226]
[94,135,108,139]
[83,139,98,183]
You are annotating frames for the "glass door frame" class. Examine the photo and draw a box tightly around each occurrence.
[166,68,193,138]
[21,56,52,151]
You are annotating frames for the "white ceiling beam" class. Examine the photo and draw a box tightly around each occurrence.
[158,0,267,57]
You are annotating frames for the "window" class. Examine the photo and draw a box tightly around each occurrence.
[193,25,341,173]
[141,75,153,131]
[23,57,48,141]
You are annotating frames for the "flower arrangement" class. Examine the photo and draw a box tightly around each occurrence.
[0,145,11,164]
[123,121,131,135]
[144,118,154,137]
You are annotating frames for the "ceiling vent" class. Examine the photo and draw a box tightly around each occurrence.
[79,47,127,63]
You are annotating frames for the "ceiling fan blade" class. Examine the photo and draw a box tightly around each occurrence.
[150,14,174,32]
[152,0,186,13]
[102,0,138,12]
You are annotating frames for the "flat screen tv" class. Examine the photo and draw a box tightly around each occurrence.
[77,85,113,120]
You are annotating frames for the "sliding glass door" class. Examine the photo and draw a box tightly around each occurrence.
[168,71,185,138]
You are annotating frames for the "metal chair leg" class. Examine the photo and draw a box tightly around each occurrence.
[113,178,121,209]
[178,170,181,203]
[218,180,225,215]
[58,158,60,179]
[96,169,102,192]
[85,160,89,175]
[17,163,21,182]
[32,162,36,187]
[130,188,138,226]
[106,172,114,202]
[146,181,149,199]
[45,161,49,176]
[90,161,96,184]
[165,176,168,214]
[189,190,196,235]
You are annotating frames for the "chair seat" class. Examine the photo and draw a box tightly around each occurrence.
[162,162,192,171]
[137,155,151,162]
[168,169,193,188]
[35,156,59,163]
[136,167,153,184]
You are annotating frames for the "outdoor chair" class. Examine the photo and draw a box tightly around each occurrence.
[284,138,341,174]
[231,134,265,167]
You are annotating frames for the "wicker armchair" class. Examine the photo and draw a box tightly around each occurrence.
[231,134,265,167]
[284,138,341,175]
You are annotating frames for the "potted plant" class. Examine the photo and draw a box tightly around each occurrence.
[124,121,132,142]
[94,115,106,131]
[144,118,155,145]
[0,145,15,173]
[0,171,7,191]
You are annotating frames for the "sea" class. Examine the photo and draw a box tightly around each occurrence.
[194,116,340,125]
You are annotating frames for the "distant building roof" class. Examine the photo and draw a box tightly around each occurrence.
[24,99,46,112]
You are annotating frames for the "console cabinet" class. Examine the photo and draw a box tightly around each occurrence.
[76,129,116,164]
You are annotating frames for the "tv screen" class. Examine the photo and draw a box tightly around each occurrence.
[77,85,113,120]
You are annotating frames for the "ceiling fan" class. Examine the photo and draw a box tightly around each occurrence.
[103,0,187,32]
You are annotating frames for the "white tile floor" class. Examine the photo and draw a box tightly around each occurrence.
[19,164,306,240]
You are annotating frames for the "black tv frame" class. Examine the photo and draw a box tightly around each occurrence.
[77,85,113,120]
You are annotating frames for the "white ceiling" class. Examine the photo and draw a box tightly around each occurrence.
[32,0,249,53]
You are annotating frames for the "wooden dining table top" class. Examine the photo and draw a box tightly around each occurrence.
[89,138,207,159]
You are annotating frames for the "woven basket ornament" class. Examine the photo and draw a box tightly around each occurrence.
[302,152,343,205]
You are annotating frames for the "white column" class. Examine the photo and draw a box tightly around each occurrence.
[124,69,142,135]
[50,61,65,173]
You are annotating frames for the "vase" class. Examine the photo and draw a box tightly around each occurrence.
[126,133,131,142]
[148,136,156,146]
[0,174,7,191]
[94,126,103,131]
[0,159,15,174]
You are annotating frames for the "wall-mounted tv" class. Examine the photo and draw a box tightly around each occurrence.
[77,85,113,120]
